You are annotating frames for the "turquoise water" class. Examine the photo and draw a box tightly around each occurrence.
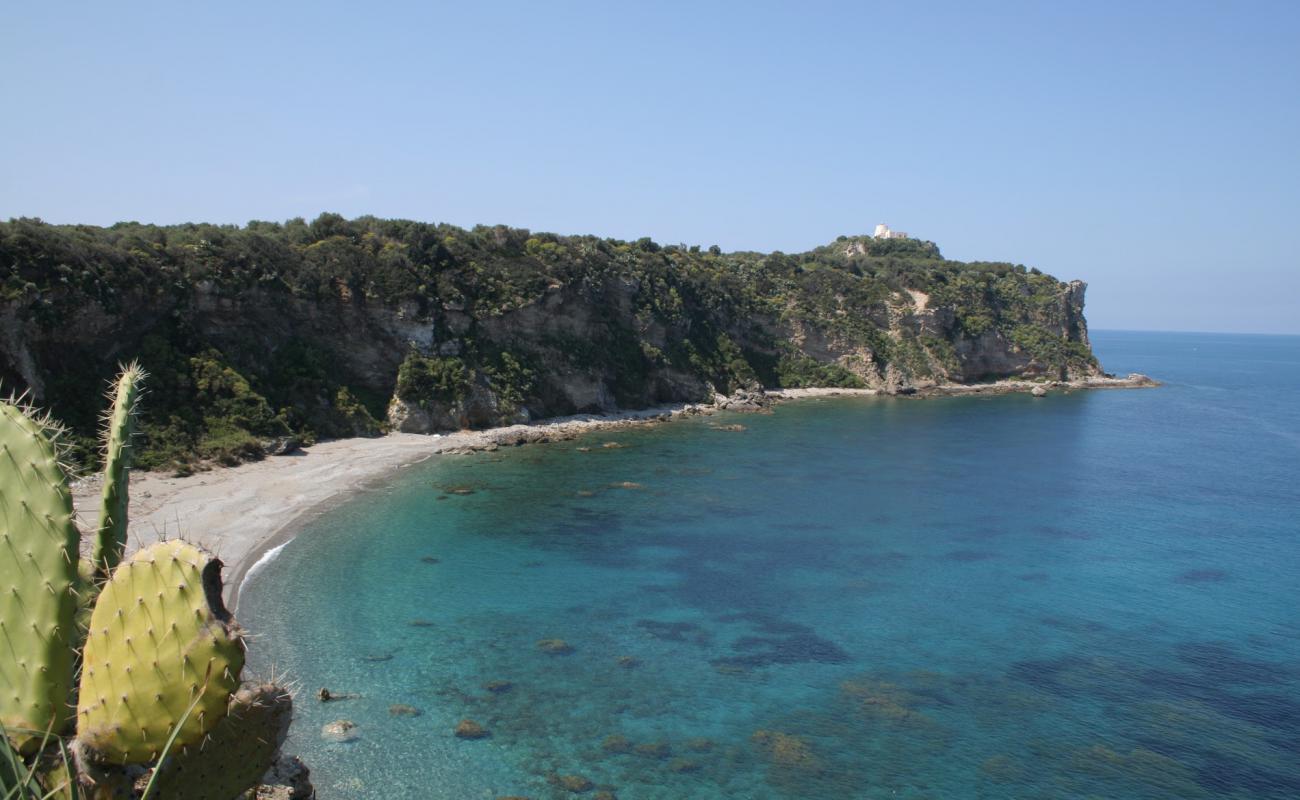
[239,331,1300,799]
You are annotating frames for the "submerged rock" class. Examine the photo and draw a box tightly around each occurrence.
[751,729,822,772]
[389,704,421,717]
[547,774,593,793]
[537,638,575,655]
[484,680,514,694]
[616,656,640,669]
[601,734,633,754]
[634,742,672,759]
[321,719,359,742]
[454,719,489,739]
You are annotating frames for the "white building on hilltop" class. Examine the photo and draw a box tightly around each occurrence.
[873,223,909,240]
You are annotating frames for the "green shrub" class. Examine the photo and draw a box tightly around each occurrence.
[395,352,469,407]
[776,355,866,389]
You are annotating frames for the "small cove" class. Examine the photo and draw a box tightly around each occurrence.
[239,331,1300,799]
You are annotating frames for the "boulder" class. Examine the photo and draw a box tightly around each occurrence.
[256,755,314,799]
[321,720,359,742]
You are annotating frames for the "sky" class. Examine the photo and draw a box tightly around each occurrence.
[2,1,1297,333]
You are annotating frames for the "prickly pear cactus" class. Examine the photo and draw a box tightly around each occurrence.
[91,363,145,582]
[151,682,293,799]
[0,402,80,754]
[76,540,245,763]
[2,374,298,797]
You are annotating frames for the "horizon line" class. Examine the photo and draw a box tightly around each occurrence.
[1092,327,1300,337]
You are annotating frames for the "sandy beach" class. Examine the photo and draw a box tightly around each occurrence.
[70,401,702,606]
[70,376,1151,606]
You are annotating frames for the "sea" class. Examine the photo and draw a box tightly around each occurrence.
[238,330,1300,799]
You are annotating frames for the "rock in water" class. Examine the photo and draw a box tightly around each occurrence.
[537,638,575,655]
[455,719,489,739]
[321,719,359,742]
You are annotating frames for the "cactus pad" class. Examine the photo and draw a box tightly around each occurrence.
[91,364,145,581]
[151,682,293,799]
[0,402,80,753]
[76,540,245,763]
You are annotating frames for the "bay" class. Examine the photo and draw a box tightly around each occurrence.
[239,330,1300,799]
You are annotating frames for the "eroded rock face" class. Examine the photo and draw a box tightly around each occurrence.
[387,375,510,433]
[2,226,1105,451]
[952,330,1037,382]
[776,277,1100,392]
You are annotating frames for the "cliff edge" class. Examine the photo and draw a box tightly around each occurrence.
[1,216,1106,469]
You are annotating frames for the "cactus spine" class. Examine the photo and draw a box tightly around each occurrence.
[0,366,297,798]
[91,363,145,582]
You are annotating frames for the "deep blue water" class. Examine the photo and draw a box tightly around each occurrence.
[239,331,1300,799]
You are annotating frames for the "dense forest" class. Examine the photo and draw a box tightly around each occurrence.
[0,215,1098,471]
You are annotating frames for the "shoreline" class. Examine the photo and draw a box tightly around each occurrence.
[70,374,1156,607]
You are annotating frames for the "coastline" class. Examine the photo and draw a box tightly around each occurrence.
[70,374,1155,607]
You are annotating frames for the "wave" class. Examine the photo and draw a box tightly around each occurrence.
[242,541,289,588]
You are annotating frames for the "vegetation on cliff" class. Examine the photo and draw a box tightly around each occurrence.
[0,215,1099,470]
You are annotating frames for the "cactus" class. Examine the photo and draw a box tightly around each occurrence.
[150,683,292,800]
[77,541,245,763]
[0,402,80,754]
[0,366,298,799]
[91,363,146,582]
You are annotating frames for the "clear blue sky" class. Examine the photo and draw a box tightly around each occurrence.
[3,1,1297,333]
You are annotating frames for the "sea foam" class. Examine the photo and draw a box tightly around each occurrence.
[242,541,289,588]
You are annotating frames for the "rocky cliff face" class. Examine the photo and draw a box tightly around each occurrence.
[0,218,1101,467]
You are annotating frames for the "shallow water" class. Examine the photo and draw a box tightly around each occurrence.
[240,331,1300,799]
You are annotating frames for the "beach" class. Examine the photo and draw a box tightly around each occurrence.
[70,377,1150,606]
[70,401,709,606]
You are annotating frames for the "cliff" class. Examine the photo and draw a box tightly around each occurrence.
[0,216,1101,469]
